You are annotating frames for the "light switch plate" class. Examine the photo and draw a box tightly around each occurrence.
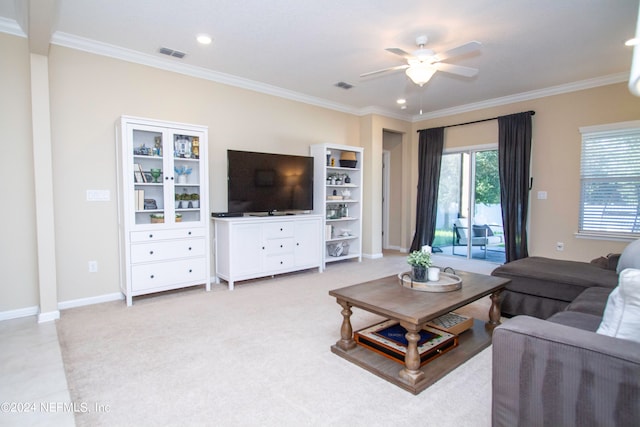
[87,190,110,201]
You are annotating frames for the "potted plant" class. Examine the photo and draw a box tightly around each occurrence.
[175,193,181,209]
[179,193,192,208]
[407,250,432,282]
[190,193,200,209]
[150,213,164,224]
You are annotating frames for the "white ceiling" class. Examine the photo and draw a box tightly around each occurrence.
[1,0,638,119]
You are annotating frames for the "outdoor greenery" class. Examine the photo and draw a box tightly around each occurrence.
[474,150,501,205]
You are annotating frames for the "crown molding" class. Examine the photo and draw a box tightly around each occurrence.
[413,72,629,121]
[0,16,26,37]
[357,105,412,121]
[51,32,366,116]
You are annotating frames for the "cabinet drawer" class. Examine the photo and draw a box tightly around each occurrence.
[264,254,294,271]
[264,237,294,255]
[263,222,294,238]
[130,238,205,263]
[131,258,207,292]
[130,228,206,242]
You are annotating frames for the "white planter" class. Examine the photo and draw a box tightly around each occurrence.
[191,201,199,209]
[177,174,188,184]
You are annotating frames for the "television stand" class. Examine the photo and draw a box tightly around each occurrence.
[213,214,324,290]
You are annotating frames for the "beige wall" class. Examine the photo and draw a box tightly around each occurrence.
[410,83,640,261]
[45,45,360,303]
[0,33,39,312]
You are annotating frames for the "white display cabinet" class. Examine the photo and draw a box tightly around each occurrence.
[116,116,210,305]
[310,143,363,268]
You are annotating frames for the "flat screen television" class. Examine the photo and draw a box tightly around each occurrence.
[227,150,314,215]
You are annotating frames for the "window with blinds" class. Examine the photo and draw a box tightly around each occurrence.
[578,121,640,239]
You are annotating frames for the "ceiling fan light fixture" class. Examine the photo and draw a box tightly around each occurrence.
[406,64,436,86]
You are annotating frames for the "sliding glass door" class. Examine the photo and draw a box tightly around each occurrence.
[432,148,505,263]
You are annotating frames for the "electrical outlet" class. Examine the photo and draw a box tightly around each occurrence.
[556,242,564,251]
[88,261,98,273]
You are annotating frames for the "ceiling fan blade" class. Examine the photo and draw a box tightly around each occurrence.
[434,41,482,62]
[385,47,415,60]
[360,64,409,78]
[432,62,479,77]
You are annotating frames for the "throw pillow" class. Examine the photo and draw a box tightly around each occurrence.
[597,268,640,343]
[616,239,640,274]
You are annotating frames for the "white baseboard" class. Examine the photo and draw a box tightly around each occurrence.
[0,306,39,322]
[38,310,60,323]
[58,292,124,310]
[362,252,384,259]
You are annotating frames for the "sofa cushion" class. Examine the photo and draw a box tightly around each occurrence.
[597,268,640,343]
[547,311,602,332]
[617,239,640,274]
[565,286,612,317]
[492,256,619,303]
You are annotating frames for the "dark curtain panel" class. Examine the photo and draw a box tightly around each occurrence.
[410,127,445,252]
[498,112,533,262]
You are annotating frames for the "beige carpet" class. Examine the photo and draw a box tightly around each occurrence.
[57,252,498,426]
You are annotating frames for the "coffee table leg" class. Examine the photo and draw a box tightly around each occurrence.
[336,299,357,351]
[398,322,425,385]
[488,290,503,326]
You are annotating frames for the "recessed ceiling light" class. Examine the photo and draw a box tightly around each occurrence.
[400,105,407,110]
[396,98,406,104]
[197,34,212,45]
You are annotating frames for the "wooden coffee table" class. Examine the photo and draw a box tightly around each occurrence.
[329,270,510,394]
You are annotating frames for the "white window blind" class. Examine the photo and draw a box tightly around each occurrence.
[579,121,640,239]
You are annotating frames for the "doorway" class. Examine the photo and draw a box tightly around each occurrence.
[433,148,505,263]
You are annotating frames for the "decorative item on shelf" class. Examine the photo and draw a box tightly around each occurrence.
[326,204,341,219]
[143,199,157,210]
[175,193,181,208]
[179,192,191,207]
[150,213,164,223]
[191,137,200,159]
[340,151,357,168]
[330,175,337,185]
[344,174,351,184]
[134,144,152,156]
[326,150,331,166]
[335,175,343,185]
[341,189,351,199]
[150,168,162,183]
[174,165,192,184]
[328,241,350,257]
[407,249,432,282]
[340,228,351,237]
[190,193,200,208]
[174,136,192,158]
[175,213,182,223]
[153,136,163,156]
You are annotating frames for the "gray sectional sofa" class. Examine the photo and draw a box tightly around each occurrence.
[490,241,640,426]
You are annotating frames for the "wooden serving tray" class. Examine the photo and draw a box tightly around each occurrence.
[398,271,462,292]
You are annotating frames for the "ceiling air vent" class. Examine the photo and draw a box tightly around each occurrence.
[159,47,186,59]
[334,81,354,90]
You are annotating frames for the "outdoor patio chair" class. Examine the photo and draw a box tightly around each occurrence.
[452,218,503,258]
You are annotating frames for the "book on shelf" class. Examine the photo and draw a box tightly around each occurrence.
[134,163,146,183]
[134,190,145,211]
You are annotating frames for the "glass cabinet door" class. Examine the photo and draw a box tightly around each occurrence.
[131,126,166,225]
[172,132,202,224]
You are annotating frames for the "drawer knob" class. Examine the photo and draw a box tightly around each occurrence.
[280,244,283,248]
[149,234,153,238]
[150,275,154,279]
[188,247,192,251]
[262,246,265,250]
[149,251,154,255]
[280,261,283,264]
[188,231,192,235]
[280,228,283,231]
[189,269,193,273]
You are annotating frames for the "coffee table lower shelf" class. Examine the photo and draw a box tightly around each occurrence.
[330,319,492,395]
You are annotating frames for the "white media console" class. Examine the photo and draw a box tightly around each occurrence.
[213,214,324,290]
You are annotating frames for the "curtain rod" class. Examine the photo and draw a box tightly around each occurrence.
[417,110,535,132]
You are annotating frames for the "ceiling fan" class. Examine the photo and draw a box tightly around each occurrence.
[361,36,481,86]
